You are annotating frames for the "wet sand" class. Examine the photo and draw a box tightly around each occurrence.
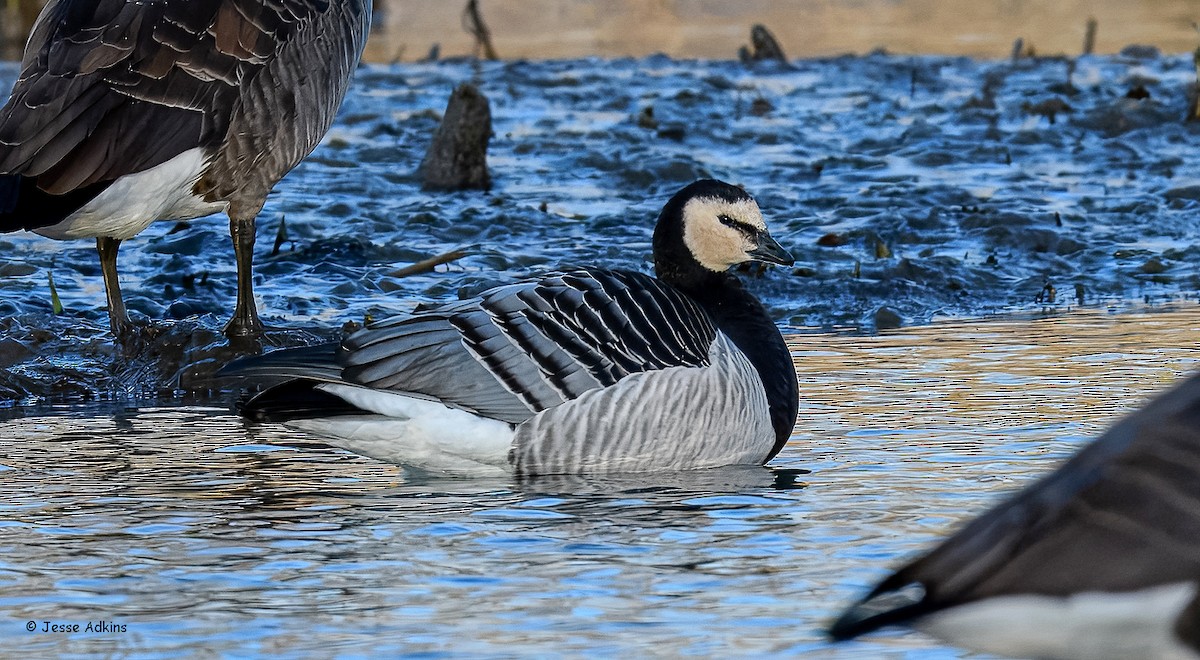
[367,0,1200,61]
[2,1,1198,61]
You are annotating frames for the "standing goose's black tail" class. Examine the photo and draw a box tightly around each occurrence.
[0,174,111,233]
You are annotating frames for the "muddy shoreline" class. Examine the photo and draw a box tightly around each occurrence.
[2,53,1200,403]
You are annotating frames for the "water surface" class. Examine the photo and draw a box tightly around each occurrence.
[3,307,1196,657]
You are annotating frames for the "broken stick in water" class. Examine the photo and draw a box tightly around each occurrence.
[1083,17,1097,55]
[462,0,498,60]
[741,24,788,65]
[1189,44,1200,122]
[388,249,469,278]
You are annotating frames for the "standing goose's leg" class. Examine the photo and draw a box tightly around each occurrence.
[225,208,262,339]
[96,237,131,339]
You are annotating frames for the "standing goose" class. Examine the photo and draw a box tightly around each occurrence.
[0,0,372,339]
[222,179,799,476]
[829,371,1200,660]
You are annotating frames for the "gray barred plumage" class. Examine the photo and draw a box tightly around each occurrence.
[511,333,773,476]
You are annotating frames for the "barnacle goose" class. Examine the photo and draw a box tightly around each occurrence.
[0,0,371,339]
[222,179,799,476]
[829,371,1200,660]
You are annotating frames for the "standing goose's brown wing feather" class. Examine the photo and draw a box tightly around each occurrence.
[0,0,333,194]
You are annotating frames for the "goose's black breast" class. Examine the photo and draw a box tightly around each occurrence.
[684,275,798,459]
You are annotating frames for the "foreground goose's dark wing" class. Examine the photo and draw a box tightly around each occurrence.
[228,268,719,424]
[0,0,329,197]
[831,370,1200,641]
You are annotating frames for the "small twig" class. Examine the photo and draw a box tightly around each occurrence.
[1010,38,1025,62]
[1082,17,1097,55]
[388,249,468,278]
[462,0,498,61]
[271,215,288,256]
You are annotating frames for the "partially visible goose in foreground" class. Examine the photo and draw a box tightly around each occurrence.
[0,0,372,339]
[222,179,799,476]
[829,371,1200,660]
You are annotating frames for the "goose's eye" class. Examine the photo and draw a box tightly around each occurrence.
[718,214,739,229]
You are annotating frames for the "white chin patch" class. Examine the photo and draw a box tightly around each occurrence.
[681,197,765,271]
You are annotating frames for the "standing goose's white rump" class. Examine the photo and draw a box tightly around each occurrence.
[829,370,1200,660]
[0,0,372,339]
[222,179,800,476]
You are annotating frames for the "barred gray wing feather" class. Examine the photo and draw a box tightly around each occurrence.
[333,268,718,424]
[340,314,537,424]
[226,342,342,381]
[452,269,716,404]
[0,0,334,192]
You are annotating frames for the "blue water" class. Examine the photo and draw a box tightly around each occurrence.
[3,309,1198,657]
[3,51,1200,656]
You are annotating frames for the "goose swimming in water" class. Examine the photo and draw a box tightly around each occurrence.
[0,0,372,339]
[829,371,1200,660]
[222,179,799,476]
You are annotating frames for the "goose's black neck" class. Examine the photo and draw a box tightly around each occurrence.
[651,179,798,459]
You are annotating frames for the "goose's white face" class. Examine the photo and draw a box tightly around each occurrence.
[681,196,771,271]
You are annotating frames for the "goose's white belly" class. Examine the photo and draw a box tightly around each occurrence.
[34,148,227,240]
[293,385,515,477]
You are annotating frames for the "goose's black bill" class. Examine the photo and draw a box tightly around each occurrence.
[748,232,794,266]
[829,580,934,640]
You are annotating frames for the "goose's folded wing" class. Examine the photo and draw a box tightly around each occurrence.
[339,268,719,422]
[0,0,328,191]
[338,314,537,424]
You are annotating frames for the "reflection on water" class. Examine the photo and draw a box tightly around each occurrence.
[1,307,1197,657]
